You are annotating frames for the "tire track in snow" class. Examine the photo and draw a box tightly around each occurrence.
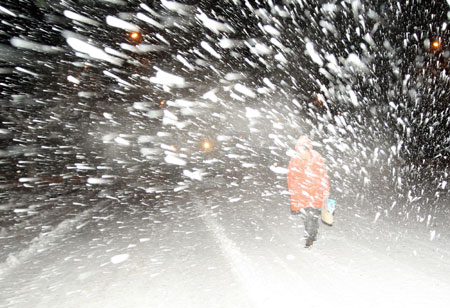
[250,213,355,307]
[0,201,109,278]
[261,208,450,307]
[193,197,313,308]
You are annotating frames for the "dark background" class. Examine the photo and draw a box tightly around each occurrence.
[0,0,448,212]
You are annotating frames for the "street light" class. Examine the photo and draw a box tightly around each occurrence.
[431,40,440,49]
[201,140,212,152]
[129,32,141,42]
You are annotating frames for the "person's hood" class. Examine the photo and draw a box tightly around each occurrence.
[295,136,313,153]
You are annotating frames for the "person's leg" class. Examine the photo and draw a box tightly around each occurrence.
[310,208,321,240]
[303,208,320,246]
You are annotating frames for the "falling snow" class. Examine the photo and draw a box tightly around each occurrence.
[0,0,449,307]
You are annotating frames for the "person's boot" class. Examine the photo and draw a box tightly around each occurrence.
[305,238,314,248]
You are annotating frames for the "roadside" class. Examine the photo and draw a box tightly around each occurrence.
[1,180,450,308]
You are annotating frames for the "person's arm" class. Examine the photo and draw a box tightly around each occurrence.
[287,157,303,193]
[287,158,297,192]
[319,157,330,199]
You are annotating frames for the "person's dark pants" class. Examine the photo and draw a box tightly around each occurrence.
[301,208,321,240]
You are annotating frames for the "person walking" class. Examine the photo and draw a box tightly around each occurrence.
[287,136,330,248]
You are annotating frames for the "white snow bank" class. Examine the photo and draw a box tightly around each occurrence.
[0,204,101,276]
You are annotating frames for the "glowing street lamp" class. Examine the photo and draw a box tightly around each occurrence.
[431,40,440,49]
[129,32,141,41]
[201,140,212,151]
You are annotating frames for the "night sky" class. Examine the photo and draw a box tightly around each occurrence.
[0,0,448,205]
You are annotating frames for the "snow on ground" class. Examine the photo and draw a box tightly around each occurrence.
[1,181,450,308]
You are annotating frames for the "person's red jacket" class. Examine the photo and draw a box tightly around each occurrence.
[287,136,330,211]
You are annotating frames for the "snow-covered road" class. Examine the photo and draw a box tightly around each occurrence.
[1,183,450,308]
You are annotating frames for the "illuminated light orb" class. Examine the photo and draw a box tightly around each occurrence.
[432,40,440,49]
[202,140,212,151]
[130,32,141,40]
